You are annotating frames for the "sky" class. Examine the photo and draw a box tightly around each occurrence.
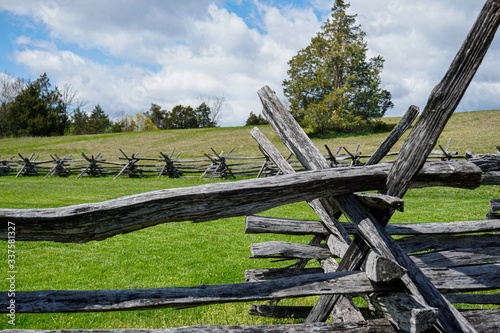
[0,0,499,127]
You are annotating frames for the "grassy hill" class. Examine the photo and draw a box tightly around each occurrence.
[0,110,498,161]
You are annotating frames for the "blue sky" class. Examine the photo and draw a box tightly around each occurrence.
[0,0,498,126]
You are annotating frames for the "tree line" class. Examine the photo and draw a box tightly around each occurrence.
[0,73,224,138]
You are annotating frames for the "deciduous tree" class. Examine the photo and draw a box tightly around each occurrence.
[199,96,224,127]
[148,103,165,129]
[245,111,268,126]
[163,105,198,129]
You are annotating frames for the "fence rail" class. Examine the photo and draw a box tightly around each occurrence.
[1,142,496,180]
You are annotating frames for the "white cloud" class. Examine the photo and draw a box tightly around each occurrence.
[1,1,214,50]
[2,0,499,126]
[4,1,327,125]
[349,0,500,115]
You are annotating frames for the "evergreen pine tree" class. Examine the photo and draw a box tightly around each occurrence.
[283,0,393,134]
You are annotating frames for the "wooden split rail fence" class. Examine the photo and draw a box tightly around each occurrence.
[0,140,495,180]
[2,1,500,332]
[0,149,304,179]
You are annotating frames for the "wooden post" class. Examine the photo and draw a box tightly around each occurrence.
[366,105,419,165]
[381,0,500,199]
[201,148,236,179]
[488,199,500,219]
[0,157,14,176]
[115,149,143,180]
[369,293,438,333]
[16,153,40,177]
[157,149,183,178]
[45,154,72,178]
[77,153,106,179]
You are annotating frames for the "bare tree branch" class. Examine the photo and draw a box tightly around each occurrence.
[0,73,25,105]
[199,95,225,127]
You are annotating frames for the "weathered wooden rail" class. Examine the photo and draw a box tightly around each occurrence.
[0,158,494,243]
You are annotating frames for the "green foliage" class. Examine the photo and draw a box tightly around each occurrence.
[70,107,90,135]
[0,110,497,161]
[146,102,216,130]
[109,121,124,133]
[163,104,198,129]
[132,112,157,131]
[148,103,166,129]
[309,117,390,138]
[1,73,69,137]
[0,72,224,136]
[283,0,393,135]
[0,73,118,137]
[245,111,268,126]
[144,117,159,131]
[88,104,112,134]
[195,102,215,128]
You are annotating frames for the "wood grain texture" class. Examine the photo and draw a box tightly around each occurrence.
[0,271,392,313]
[332,194,480,331]
[6,263,496,314]
[245,216,500,236]
[250,241,333,260]
[422,263,500,292]
[250,126,351,244]
[382,0,500,199]
[244,264,500,292]
[258,85,485,330]
[446,293,500,305]
[3,310,499,333]
[249,304,313,319]
[369,293,438,333]
[250,126,364,323]
[0,163,389,243]
[411,247,500,268]
[353,193,404,212]
[245,267,324,283]
[364,252,406,283]
[249,301,500,321]
[397,233,500,254]
[0,320,399,333]
[489,198,500,219]
[245,215,329,235]
[308,1,500,328]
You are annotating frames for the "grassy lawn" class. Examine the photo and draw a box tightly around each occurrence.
[0,110,498,329]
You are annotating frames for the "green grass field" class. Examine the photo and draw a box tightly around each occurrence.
[0,110,499,329]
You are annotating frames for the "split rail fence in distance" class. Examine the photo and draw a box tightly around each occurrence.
[1,140,495,180]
